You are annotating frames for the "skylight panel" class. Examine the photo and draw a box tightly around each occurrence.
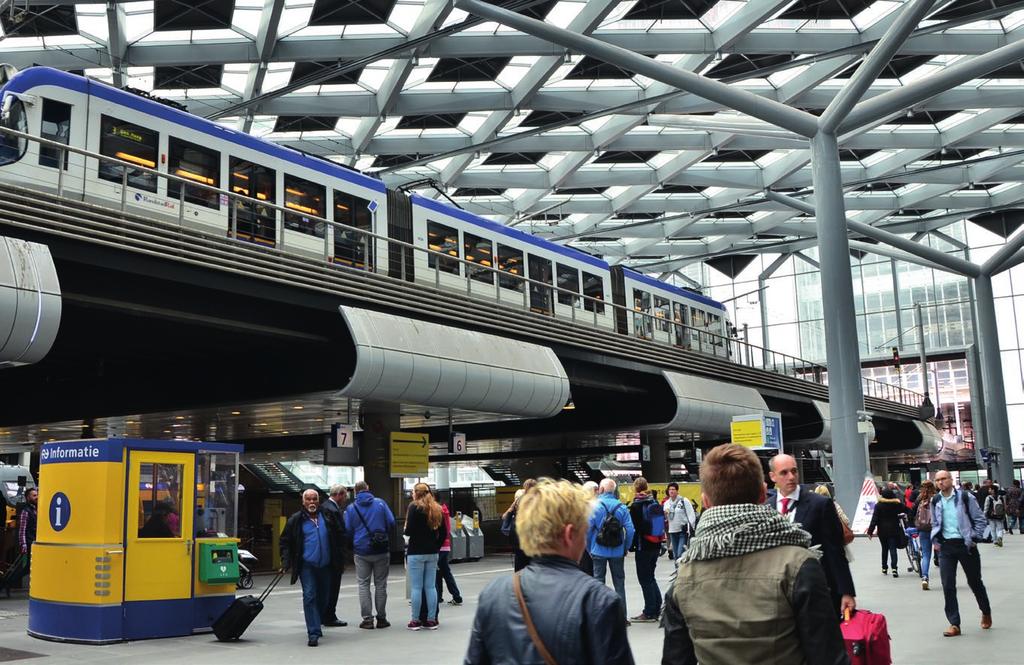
[400,58,441,89]
[336,117,364,135]
[852,1,899,30]
[1003,10,1024,29]
[76,5,109,43]
[390,0,426,33]
[498,56,541,88]
[442,8,469,27]
[359,60,397,92]
[220,64,249,94]
[768,65,807,87]
[545,1,585,28]
[232,0,264,36]
[125,67,154,91]
[249,115,277,137]
[279,2,313,34]
[797,19,856,30]
[262,64,295,93]
[936,110,981,131]
[459,113,489,133]
[703,0,745,29]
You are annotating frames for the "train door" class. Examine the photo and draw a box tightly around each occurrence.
[123,451,194,635]
[633,289,652,340]
[528,254,553,314]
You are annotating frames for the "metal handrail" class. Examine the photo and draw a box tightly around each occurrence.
[0,124,926,408]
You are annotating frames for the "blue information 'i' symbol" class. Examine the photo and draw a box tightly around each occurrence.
[49,492,71,532]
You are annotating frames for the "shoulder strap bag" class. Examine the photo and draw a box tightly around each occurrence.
[513,572,558,665]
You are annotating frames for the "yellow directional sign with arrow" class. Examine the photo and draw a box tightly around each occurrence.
[389,432,429,478]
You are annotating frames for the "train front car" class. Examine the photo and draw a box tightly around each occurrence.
[0,66,391,269]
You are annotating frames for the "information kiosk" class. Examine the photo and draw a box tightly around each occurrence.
[28,438,242,643]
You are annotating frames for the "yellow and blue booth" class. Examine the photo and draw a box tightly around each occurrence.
[28,438,243,643]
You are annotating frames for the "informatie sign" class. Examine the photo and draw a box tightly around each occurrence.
[731,412,784,451]
[390,432,429,478]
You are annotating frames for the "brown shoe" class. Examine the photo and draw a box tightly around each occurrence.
[982,614,992,629]
[943,625,962,637]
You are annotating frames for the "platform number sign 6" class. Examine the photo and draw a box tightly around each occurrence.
[450,432,466,455]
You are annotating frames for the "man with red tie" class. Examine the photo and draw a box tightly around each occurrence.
[766,454,856,617]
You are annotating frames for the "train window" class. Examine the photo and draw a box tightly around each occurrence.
[38,98,71,169]
[672,303,686,346]
[654,296,671,333]
[229,157,276,245]
[464,232,494,284]
[556,263,579,307]
[633,289,652,340]
[168,137,220,209]
[528,254,553,314]
[0,95,28,166]
[284,174,326,238]
[334,189,373,269]
[582,271,604,314]
[98,115,158,192]
[427,220,460,275]
[497,244,524,292]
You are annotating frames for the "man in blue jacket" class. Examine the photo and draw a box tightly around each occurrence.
[930,470,991,637]
[344,480,396,630]
[588,478,635,624]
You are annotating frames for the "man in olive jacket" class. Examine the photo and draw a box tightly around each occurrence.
[280,489,346,647]
[661,444,848,665]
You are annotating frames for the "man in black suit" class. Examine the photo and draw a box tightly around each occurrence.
[320,484,349,628]
[766,454,856,617]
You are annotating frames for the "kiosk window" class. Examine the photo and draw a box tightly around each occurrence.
[138,463,183,539]
[427,220,460,275]
[334,190,373,269]
[464,233,493,284]
[98,115,158,192]
[39,98,71,169]
[582,271,604,313]
[284,174,326,238]
[497,243,524,292]
[196,452,238,538]
[556,263,579,306]
[168,137,221,209]
[230,157,276,244]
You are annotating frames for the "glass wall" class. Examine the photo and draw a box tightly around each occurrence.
[669,218,1024,461]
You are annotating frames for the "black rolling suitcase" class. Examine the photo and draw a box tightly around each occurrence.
[212,571,284,641]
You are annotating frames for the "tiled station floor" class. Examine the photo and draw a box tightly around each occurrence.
[0,536,1020,663]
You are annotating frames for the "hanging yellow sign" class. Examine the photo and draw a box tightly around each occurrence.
[731,418,766,448]
[389,432,429,478]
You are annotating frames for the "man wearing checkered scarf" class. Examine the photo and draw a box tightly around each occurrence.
[660,444,849,665]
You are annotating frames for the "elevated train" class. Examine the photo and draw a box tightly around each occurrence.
[0,67,732,352]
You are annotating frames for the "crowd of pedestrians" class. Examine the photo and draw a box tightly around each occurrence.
[271,455,1012,660]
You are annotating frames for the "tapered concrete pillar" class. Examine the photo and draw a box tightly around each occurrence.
[971,275,1014,486]
[810,132,870,516]
[359,401,403,514]
[641,432,670,483]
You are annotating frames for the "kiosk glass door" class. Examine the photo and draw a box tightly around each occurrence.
[125,452,194,602]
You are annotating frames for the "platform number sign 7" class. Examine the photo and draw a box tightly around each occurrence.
[331,424,354,448]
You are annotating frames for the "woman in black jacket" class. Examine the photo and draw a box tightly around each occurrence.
[867,488,909,578]
[404,483,447,631]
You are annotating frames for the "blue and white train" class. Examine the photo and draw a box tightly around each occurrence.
[0,66,732,354]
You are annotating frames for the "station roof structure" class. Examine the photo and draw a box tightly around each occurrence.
[2,0,1023,284]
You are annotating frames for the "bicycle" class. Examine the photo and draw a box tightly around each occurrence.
[902,521,922,575]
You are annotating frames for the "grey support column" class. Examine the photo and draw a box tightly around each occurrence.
[971,275,1014,486]
[641,431,669,483]
[359,401,403,520]
[810,132,870,516]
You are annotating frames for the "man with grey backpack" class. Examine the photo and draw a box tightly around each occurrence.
[587,478,635,625]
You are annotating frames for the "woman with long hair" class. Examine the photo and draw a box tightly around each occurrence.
[404,483,447,631]
[867,488,909,578]
[914,480,937,590]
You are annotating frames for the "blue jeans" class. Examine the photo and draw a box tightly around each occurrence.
[669,532,687,560]
[919,530,932,580]
[634,550,661,618]
[1007,514,1021,533]
[879,536,899,570]
[408,553,439,622]
[299,564,332,638]
[436,551,462,603]
[591,555,627,615]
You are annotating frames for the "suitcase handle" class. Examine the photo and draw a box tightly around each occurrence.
[258,570,285,603]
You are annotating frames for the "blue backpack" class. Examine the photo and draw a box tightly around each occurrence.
[643,501,665,543]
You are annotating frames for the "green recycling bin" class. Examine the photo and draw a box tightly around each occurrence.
[199,542,239,585]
